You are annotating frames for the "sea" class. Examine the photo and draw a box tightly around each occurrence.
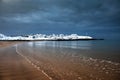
[20,40,120,63]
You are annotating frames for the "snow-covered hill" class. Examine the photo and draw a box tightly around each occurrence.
[0,33,93,41]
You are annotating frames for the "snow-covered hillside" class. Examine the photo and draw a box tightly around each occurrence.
[0,33,93,41]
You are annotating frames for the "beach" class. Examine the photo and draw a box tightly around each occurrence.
[0,41,51,80]
[0,41,120,80]
[0,41,18,47]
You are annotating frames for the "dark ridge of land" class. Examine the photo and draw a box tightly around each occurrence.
[0,38,104,41]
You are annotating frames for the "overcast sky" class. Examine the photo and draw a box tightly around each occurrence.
[0,0,120,39]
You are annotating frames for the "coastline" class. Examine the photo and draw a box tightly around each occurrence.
[0,38,104,47]
[0,41,119,80]
[0,41,23,48]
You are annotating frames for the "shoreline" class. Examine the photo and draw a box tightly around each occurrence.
[0,41,24,48]
[0,39,104,47]
[0,41,119,80]
[0,38,104,41]
[0,39,103,47]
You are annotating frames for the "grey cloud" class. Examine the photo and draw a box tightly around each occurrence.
[0,0,120,37]
[0,0,120,25]
[2,7,74,24]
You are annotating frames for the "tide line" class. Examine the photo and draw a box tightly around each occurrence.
[15,45,52,80]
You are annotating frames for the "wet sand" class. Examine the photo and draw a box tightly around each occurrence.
[0,42,51,80]
[0,41,21,48]
[17,45,120,80]
[0,42,120,80]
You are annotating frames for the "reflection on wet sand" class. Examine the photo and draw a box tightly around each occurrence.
[0,46,51,80]
[0,41,120,80]
[31,41,92,50]
[17,41,120,80]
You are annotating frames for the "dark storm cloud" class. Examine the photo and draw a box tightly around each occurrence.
[0,0,120,37]
[0,0,120,25]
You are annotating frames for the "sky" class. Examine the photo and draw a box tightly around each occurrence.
[0,0,120,39]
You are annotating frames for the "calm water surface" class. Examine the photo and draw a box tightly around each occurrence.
[15,40,120,80]
[21,40,120,63]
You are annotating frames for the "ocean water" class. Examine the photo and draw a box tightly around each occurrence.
[20,40,120,63]
[16,40,120,80]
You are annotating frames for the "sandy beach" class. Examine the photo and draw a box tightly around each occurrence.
[0,41,21,48]
[0,42,51,80]
[0,41,120,80]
